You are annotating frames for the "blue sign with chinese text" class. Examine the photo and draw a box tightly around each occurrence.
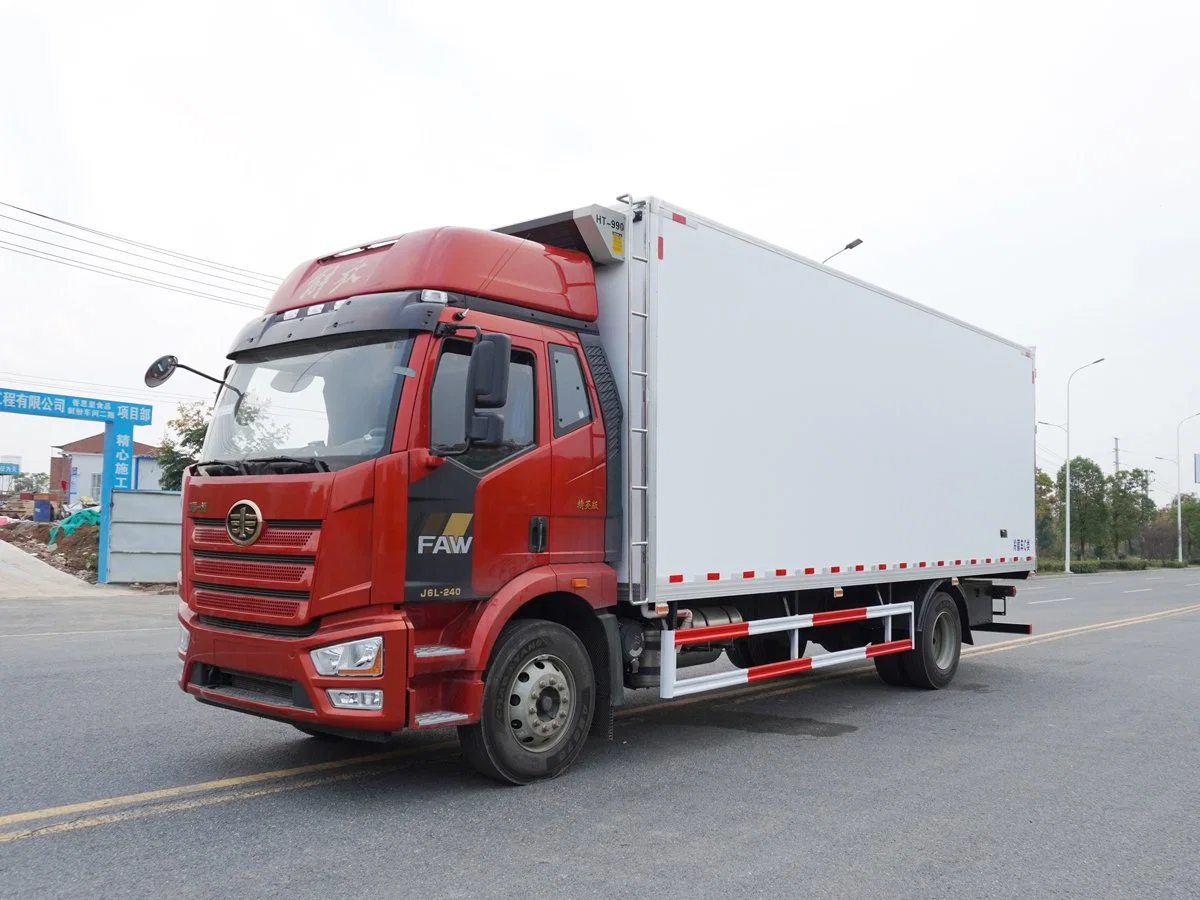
[0,462,19,476]
[0,387,153,425]
[1,384,154,583]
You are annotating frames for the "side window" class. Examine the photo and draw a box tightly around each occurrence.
[430,339,537,470]
[550,344,592,437]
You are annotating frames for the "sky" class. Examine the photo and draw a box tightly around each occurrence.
[2,0,1199,502]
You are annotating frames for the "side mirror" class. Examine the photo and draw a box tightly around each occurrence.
[463,334,511,449]
[467,333,511,409]
[145,355,179,388]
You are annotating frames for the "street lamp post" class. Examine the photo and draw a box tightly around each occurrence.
[822,238,863,265]
[1064,358,1106,574]
[1173,414,1200,563]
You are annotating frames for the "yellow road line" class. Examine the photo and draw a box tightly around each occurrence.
[2,601,1197,841]
[0,761,451,844]
[0,741,456,828]
[728,601,1200,704]
[0,627,176,639]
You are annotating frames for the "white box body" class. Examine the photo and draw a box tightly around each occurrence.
[591,198,1036,604]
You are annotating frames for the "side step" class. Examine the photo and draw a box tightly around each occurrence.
[414,710,470,728]
[414,645,467,658]
[659,602,915,699]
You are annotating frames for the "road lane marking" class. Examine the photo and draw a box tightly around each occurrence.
[1087,581,1114,585]
[1028,597,1072,605]
[0,627,175,639]
[0,759,460,845]
[1187,583,1200,587]
[4,601,1200,842]
[737,603,1200,703]
[0,743,455,828]
[1123,588,1153,594]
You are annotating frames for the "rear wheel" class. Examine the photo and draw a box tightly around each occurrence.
[459,619,595,785]
[873,652,910,686]
[901,591,962,689]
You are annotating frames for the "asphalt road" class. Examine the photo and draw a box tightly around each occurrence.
[2,570,1199,899]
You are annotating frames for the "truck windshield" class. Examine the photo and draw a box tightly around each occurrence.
[200,334,415,472]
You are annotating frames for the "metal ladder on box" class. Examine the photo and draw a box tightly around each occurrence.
[620,194,653,608]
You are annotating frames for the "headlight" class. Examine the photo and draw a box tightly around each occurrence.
[178,625,190,655]
[310,636,383,676]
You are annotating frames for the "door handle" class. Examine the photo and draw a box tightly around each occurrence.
[528,516,548,553]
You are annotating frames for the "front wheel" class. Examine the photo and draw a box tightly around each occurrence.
[459,619,595,785]
[901,591,962,689]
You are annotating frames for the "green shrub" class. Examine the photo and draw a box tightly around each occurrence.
[1037,558,1155,574]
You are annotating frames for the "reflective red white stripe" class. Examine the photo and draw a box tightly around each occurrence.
[660,555,1036,584]
[660,602,915,699]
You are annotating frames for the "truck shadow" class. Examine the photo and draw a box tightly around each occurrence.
[202,667,1003,791]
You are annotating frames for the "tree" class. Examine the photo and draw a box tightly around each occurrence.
[156,403,211,491]
[1056,457,1108,559]
[1107,468,1156,557]
[154,397,293,490]
[1141,515,1176,561]
[12,472,50,493]
[1034,468,1060,557]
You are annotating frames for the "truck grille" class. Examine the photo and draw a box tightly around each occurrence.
[188,519,319,624]
[192,523,316,550]
[198,615,320,638]
[193,554,309,584]
[191,664,312,709]
[194,587,304,619]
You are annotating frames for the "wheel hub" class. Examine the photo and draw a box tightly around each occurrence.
[507,654,574,752]
[931,609,956,670]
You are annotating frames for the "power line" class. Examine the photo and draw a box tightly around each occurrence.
[0,200,282,283]
[0,228,273,301]
[0,213,277,292]
[1037,442,1064,461]
[0,241,263,310]
[0,371,215,406]
[0,371,324,420]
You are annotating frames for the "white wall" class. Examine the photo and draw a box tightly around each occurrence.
[72,453,103,504]
[69,453,163,504]
[135,456,164,491]
[107,490,182,583]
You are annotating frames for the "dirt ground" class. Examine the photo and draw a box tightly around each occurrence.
[0,522,174,592]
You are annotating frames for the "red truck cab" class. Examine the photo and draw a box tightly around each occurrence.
[171,223,626,783]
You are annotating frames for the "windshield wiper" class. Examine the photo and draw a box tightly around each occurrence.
[246,455,331,473]
[192,459,249,475]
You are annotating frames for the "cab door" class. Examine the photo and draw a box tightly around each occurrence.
[405,332,551,602]
[547,340,606,565]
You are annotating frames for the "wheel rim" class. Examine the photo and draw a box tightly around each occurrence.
[506,653,575,753]
[931,609,957,670]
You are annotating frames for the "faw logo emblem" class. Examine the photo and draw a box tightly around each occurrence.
[416,512,474,555]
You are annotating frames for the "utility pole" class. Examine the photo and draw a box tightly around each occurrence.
[1114,437,1120,474]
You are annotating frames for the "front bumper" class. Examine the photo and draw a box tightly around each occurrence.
[177,602,411,735]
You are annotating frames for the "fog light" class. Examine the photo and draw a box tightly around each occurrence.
[327,689,383,710]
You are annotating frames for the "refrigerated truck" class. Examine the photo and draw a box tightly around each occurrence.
[154,195,1035,784]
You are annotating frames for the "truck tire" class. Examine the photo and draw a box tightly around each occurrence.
[901,591,961,689]
[459,618,595,785]
[726,633,803,669]
[873,653,910,686]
